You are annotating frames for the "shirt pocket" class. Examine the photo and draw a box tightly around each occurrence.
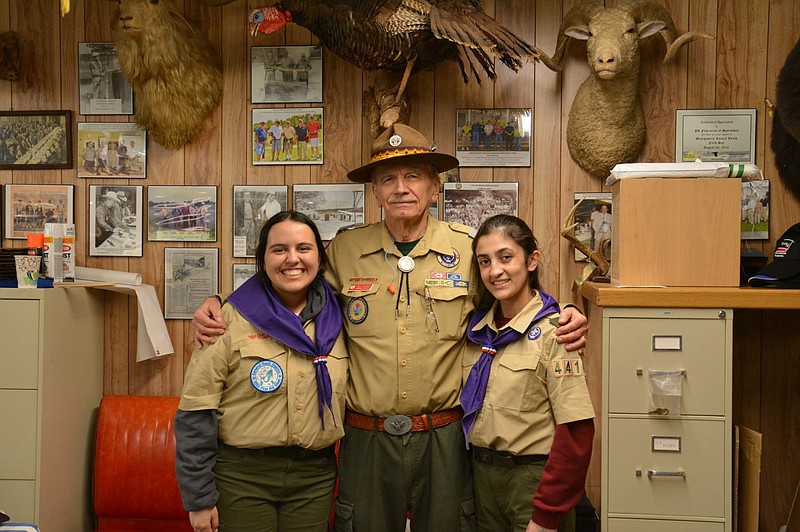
[236,338,288,396]
[340,281,383,337]
[491,352,546,412]
[425,285,470,339]
[461,346,481,386]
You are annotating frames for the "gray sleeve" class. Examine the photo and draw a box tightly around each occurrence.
[174,409,220,512]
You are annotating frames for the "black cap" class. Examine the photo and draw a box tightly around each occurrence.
[748,222,800,288]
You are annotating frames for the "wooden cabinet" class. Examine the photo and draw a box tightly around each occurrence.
[0,287,104,531]
[599,307,732,531]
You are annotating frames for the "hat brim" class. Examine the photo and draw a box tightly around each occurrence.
[749,258,800,282]
[346,152,459,183]
[748,270,800,288]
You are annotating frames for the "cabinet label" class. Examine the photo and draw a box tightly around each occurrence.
[651,435,681,452]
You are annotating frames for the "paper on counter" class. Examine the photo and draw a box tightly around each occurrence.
[76,266,174,361]
[605,162,761,185]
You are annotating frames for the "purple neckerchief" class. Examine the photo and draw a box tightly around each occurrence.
[460,290,560,445]
[227,275,343,429]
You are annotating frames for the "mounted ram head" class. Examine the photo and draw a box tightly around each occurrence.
[536,0,713,178]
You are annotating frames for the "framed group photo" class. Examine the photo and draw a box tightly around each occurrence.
[77,122,146,178]
[0,110,73,169]
[233,263,257,291]
[293,183,364,240]
[89,185,144,257]
[78,42,133,115]
[252,107,323,165]
[572,192,612,261]
[147,185,217,242]
[455,108,531,167]
[443,182,518,230]
[251,45,322,104]
[3,184,74,239]
[164,248,219,319]
[233,185,288,258]
[741,179,770,240]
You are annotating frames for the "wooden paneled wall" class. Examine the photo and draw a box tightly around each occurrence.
[1,1,799,528]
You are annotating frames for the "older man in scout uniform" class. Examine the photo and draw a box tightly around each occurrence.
[191,124,588,532]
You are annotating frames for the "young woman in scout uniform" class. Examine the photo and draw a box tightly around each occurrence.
[461,214,595,532]
[174,211,349,532]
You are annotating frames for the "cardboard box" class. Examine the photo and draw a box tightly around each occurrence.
[610,177,741,287]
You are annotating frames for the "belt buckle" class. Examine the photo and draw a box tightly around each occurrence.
[384,415,412,435]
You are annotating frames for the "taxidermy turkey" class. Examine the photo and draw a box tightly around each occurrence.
[248,0,538,129]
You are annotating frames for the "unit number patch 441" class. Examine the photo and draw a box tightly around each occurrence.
[551,359,584,377]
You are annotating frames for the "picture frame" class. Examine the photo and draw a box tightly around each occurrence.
[164,247,219,319]
[0,110,73,169]
[89,184,144,257]
[675,108,757,164]
[233,263,257,291]
[442,182,518,230]
[741,179,770,240]
[3,184,74,239]
[251,45,323,104]
[147,185,217,242]
[293,183,365,240]
[572,192,613,261]
[252,107,323,165]
[77,122,146,178]
[233,185,288,258]
[455,108,532,167]
[78,42,134,115]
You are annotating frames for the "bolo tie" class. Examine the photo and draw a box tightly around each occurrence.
[395,254,414,318]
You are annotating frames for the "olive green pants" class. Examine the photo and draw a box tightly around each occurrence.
[472,456,576,532]
[215,443,337,532]
[335,421,476,532]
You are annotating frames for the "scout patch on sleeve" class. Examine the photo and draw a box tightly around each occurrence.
[551,358,584,377]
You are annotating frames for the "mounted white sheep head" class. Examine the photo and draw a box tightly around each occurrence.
[536,0,713,178]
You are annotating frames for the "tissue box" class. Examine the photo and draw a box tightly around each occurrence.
[610,177,741,287]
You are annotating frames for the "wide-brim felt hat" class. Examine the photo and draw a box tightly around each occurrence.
[748,221,800,287]
[346,123,459,183]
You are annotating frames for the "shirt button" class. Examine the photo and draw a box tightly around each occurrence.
[400,295,406,303]
[401,359,408,367]
[295,403,304,410]
[401,391,408,399]
[298,371,305,378]
[400,327,407,334]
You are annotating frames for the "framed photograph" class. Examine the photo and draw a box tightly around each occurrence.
[251,45,322,104]
[89,185,143,256]
[455,108,531,167]
[77,122,146,178]
[233,185,288,258]
[4,184,74,239]
[78,42,133,115]
[147,185,217,242]
[443,182,518,230]
[676,108,757,163]
[572,192,612,261]
[233,263,257,291]
[253,107,323,165]
[164,247,219,319]
[293,183,365,240]
[741,179,770,240]
[0,110,72,169]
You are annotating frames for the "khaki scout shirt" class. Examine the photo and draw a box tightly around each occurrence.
[463,293,595,456]
[179,303,349,450]
[326,217,481,417]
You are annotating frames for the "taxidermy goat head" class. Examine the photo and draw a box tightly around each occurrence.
[771,37,800,201]
[536,0,712,178]
[110,0,223,150]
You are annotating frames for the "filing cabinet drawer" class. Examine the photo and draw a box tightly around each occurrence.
[0,299,39,389]
[608,517,724,532]
[0,390,38,479]
[0,480,36,523]
[607,418,726,518]
[608,316,727,415]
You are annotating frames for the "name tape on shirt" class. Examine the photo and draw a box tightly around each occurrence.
[551,358,584,377]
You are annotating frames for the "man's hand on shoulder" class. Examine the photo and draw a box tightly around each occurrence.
[191,295,226,349]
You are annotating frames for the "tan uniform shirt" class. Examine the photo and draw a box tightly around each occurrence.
[463,293,595,456]
[179,303,349,450]
[326,217,481,416]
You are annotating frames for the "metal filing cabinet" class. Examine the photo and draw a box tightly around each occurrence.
[601,308,732,531]
[0,287,104,531]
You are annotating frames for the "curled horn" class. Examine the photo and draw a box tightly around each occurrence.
[619,0,713,64]
[536,1,603,72]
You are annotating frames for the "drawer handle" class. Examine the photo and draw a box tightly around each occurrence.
[647,469,685,478]
[636,368,686,376]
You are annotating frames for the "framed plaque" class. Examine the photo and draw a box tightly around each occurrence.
[675,108,756,164]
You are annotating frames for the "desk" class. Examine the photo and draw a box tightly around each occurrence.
[581,283,800,531]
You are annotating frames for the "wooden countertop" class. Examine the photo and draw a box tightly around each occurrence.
[581,282,800,309]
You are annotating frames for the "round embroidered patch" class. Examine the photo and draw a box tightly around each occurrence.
[250,359,284,392]
[437,248,460,268]
[347,297,368,324]
[527,326,542,341]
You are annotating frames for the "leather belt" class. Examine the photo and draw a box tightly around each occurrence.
[344,407,463,436]
[472,446,548,468]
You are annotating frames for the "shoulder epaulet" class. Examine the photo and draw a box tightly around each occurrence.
[335,222,370,236]
[447,221,475,238]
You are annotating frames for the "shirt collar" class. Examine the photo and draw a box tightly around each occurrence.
[361,216,456,257]
[470,291,550,334]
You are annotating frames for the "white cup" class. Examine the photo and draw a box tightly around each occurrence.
[15,255,41,289]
